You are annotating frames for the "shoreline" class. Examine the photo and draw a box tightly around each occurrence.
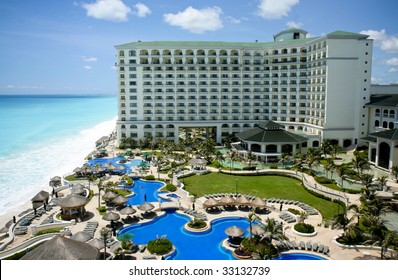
[0,200,33,229]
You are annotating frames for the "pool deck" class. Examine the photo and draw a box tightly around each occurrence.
[2,147,396,260]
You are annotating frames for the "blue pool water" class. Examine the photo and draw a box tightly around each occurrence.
[274,253,326,260]
[125,179,165,205]
[88,157,145,174]
[119,210,248,260]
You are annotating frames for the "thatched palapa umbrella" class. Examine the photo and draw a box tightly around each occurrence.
[119,206,136,216]
[87,238,105,250]
[71,231,93,242]
[102,191,118,200]
[102,211,120,222]
[225,225,245,237]
[234,195,251,206]
[251,197,267,208]
[219,196,235,206]
[20,235,100,260]
[202,197,220,208]
[137,202,154,212]
[112,195,129,206]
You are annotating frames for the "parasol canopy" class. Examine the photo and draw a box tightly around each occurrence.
[102,191,118,200]
[70,231,93,242]
[251,197,267,208]
[102,211,120,222]
[112,195,129,205]
[219,196,235,206]
[87,238,105,250]
[137,202,155,212]
[119,206,137,215]
[202,197,220,208]
[235,195,251,206]
[225,225,245,237]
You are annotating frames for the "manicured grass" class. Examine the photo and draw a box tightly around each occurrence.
[183,172,340,221]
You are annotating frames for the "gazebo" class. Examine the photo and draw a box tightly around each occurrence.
[31,190,50,210]
[49,176,62,188]
[20,235,100,260]
[234,120,308,163]
[189,158,207,171]
[56,194,89,220]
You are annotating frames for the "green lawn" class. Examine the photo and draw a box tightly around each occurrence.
[183,172,340,221]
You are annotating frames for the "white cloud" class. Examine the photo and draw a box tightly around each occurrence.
[286,21,303,28]
[82,56,98,62]
[388,68,398,73]
[134,3,151,17]
[360,29,398,53]
[82,0,131,22]
[226,16,241,24]
[256,0,299,20]
[163,6,223,34]
[385,57,398,66]
[84,65,93,70]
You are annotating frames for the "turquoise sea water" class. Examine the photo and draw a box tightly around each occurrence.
[0,95,117,217]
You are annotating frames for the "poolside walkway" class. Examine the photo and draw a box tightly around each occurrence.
[1,149,391,260]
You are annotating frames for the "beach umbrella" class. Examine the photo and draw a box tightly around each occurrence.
[102,191,118,200]
[137,202,154,212]
[251,197,267,208]
[87,238,105,250]
[71,188,85,195]
[247,224,265,236]
[31,190,50,202]
[235,195,251,206]
[20,235,100,260]
[102,211,120,222]
[73,167,82,173]
[71,231,93,242]
[119,206,136,216]
[202,198,220,208]
[112,195,129,205]
[219,196,235,206]
[225,226,245,237]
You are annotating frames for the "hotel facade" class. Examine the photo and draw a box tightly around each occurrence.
[115,28,373,149]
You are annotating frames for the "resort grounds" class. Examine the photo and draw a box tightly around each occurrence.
[1,138,397,260]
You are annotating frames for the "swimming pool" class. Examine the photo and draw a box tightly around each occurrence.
[88,157,145,174]
[274,253,326,260]
[123,179,166,204]
[118,210,250,260]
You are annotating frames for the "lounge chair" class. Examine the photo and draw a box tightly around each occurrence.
[306,241,312,250]
[292,241,299,249]
[312,243,318,251]
[317,244,324,253]
[299,241,305,250]
[323,246,330,255]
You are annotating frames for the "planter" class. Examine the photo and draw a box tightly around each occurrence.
[291,226,317,237]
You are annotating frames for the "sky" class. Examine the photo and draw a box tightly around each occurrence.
[0,0,397,95]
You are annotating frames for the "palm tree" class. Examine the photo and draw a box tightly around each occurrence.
[332,212,351,231]
[100,227,111,260]
[351,153,370,176]
[246,151,256,168]
[391,165,398,183]
[362,214,388,259]
[261,217,288,244]
[324,158,336,179]
[376,175,388,191]
[336,165,349,188]
[97,178,104,208]
[115,232,135,260]
[305,148,320,174]
[320,140,332,158]
[279,153,291,168]
[228,150,239,171]
[214,150,225,172]
[330,143,344,159]
[298,211,308,223]
[359,173,374,190]
[247,211,261,240]
[381,231,398,259]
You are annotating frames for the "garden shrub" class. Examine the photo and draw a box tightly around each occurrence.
[145,175,155,180]
[188,218,207,229]
[287,208,301,215]
[270,164,278,169]
[147,238,173,255]
[314,176,335,184]
[165,183,177,192]
[294,222,315,234]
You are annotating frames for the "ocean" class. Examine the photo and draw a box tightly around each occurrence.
[0,95,117,218]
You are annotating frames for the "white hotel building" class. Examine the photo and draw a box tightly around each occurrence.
[115,28,373,148]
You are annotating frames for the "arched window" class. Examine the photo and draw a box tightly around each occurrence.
[375,120,380,127]
[390,110,395,118]
[383,109,389,117]
[389,122,394,129]
[383,121,388,128]
[375,109,380,116]
[130,125,137,129]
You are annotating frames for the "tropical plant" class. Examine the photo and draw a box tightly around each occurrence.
[99,227,111,260]
[261,217,288,244]
[324,158,336,179]
[376,175,388,191]
[147,235,173,255]
[391,165,398,183]
[247,211,261,240]
[115,232,135,259]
